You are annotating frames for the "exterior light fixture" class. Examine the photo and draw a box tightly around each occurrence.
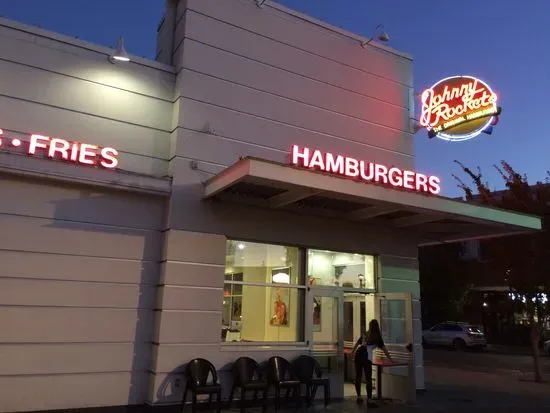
[361,24,390,48]
[109,36,130,64]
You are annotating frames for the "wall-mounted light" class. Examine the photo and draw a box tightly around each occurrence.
[237,243,246,250]
[361,24,390,48]
[109,36,131,64]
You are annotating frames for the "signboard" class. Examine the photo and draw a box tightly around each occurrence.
[419,75,501,141]
[290,145,441,195]
[0,128,119,169]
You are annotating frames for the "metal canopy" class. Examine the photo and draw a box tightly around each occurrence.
[203,158,541,245]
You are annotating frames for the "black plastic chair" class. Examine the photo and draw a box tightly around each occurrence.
[266,356,301,411]
[182,358,222,413]
[292,355,330,407]
[229,357,269,413]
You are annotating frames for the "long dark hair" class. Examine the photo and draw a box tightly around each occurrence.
[366,319,382,343]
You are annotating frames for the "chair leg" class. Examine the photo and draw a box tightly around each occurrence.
[324,383,330,407]
[208,393,213,411]
[229,385,236,408]
[216,390,222,413]
[295,385,301,408]
[191,393,197,413]
[274,388,280,412]
[182,386,188,411]
[240,388,246,413]
[305,384,311,407]
[262,389,268,413]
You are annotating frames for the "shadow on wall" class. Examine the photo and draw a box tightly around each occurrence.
[156,361,235,405]
[49,187,166,406]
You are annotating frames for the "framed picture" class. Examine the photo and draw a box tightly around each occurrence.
[270,267,291,327]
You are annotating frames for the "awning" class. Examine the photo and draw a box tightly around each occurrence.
[203,158,541,245]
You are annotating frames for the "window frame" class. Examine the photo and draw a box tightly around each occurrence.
[306,248,378,293]
[222,240,307,346]
[221,238,380,347]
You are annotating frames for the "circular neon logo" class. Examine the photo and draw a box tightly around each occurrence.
[420,75,501,142]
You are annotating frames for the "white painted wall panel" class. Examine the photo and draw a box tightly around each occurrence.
[0,307,153,343]
[0,372,148,412]
[0,24,175,101]
[155,311,221,344]
[0,250,157,284]
[0,343,145,375]
[186,0,412,87]
[0,96,170,166]
[0,279,156,309]
[181,39,409,124]
[157,286,223,311]
[0,59,172,131]
[0,176,164,411]
[177,70,411,154]
[177,74,412,158]
[0,177,165,229]
[0,214,160,260]
[152,343,306,374]
[163,230,226,265]
[161,262,224,288]
[174,126,413,172]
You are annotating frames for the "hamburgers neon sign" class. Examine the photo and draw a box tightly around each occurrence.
[420,75,501,141]
[291,145,441,195]
[0,128,119,169]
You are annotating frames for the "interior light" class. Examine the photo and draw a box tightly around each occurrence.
[109,36,131,64]
[272,272,291,284]
[237,243,246,250]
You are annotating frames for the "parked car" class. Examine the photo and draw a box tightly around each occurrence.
[422,322,487,350]
[544,340,550,357]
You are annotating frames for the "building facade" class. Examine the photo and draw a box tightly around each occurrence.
[0,0,541,412]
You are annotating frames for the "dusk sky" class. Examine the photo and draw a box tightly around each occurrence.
[2,0,548,197]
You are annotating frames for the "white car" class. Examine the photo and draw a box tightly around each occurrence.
[422,322,487,350]
[544,340,550,356]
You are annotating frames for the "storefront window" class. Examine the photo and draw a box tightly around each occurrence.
[307,249,375,289]
[222,240,305,343]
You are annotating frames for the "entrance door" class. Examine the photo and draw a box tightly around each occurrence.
[374,293,416,402]
[309,287,344,399]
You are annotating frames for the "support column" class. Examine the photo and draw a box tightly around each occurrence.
[147,230,226,405]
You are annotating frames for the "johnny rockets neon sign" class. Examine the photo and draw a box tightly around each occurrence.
[419,75,501,141]
[291,145,441,195]
[0,129,119,169]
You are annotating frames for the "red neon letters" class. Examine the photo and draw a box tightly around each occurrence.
[291,145,441,195]
[0,129,118,169]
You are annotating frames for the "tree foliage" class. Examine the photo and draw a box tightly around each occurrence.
[453,160,550,382]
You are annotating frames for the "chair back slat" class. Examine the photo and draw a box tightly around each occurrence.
[291,355,317,381]
[232,357,262,385]
[185,358,218,387]
[267,356,293,383]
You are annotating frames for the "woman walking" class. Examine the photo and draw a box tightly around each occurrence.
[351,319,393,407]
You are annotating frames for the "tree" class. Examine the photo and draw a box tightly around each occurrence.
[454,160,550,382]
[419,243,473,326]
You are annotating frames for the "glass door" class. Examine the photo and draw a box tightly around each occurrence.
[308,287,344,398]
[374,292,416,402]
